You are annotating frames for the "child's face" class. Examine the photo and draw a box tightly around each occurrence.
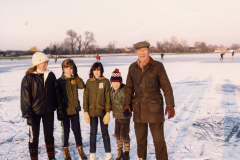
[111,82,121,91]
[93,68,101,79]
[36,61,48,72]
[64,67,73,77]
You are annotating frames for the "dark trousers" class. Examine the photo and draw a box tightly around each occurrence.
[114,118,130,142]
[134,122,168,160]
[90,117,111,153]
[61,112,83,147]
[29,112,55,159]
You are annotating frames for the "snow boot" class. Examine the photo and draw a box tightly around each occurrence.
[115,149,123,160]
[77,146,87,160]
[46,141,55,160]
[105,152,112,160]
[90,153,95,160]
[63,146,71,160]
[29,142,38,160]
[122,151,129,160]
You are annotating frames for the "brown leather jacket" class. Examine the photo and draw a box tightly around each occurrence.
[124,56,174,123]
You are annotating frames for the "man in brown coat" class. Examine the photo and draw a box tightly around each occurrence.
[124,41,175,160]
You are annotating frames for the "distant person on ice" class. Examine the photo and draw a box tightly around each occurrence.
[161,52,164,60]
[96,54,100,62]
[232,51,235,59]
[124,41,175,160]
[110,68,131,160]
[57,59,87,160]
[21,52,64,160]
[220,53,225,61]
[55,55,58,63]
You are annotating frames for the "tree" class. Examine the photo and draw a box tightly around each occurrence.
[107,41,117,53]
[231,43,240,50]
[76,35,82,55]
[83,31,96,53]
[194,42,207,53]
[156,41,164,53]
[66,29,77,54]
[169,36,178,53]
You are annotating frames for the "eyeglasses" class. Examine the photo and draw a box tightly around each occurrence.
[136,49,149,54]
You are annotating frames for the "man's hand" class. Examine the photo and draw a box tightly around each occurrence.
[165,106,175,119]
[27,118,33,126]
[57,109,65,120]
[123,104,131,112]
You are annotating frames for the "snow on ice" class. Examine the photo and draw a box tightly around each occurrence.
[0,53,240,160]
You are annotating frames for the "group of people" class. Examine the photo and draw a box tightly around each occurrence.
[21,41,175,160]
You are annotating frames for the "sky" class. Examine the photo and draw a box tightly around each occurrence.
[0,0,240,51]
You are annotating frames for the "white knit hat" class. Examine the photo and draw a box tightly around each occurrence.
[31,52,49,66]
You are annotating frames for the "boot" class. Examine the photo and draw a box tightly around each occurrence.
[77,146,87,160]
[105,152,112,160]
[115,149,123,160]
[63,146,71,160]
[122,151,129,160]
[90,153,95,160]
[29,142,38,160]
[46,141,55,160]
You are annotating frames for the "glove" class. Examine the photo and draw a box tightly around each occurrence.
[165,106,175,119]
[103,112,110,125]
[84,112,90,124]
[73,65,79,78]
[123,109,131,117]
[57,109,65,120]
[123,104,131,112]
[27,118,33,126]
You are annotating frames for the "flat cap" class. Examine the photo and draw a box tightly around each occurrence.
[134,41,150,49]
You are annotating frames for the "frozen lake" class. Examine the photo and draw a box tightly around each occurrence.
[0,53,240,160]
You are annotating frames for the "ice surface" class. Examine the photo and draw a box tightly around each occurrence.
[0,53,240,160]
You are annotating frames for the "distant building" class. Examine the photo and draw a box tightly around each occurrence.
[214,47,227,52]
[124,47,130,52]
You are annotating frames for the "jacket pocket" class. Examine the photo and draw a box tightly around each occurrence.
[89,104,94,109]
[98,104,105,110]
[148,99,162,113]
[148,78,158,92]
[132,98,140,113]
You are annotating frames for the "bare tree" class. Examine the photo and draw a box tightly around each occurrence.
[108,41,117,53]
[66,29,77,54]
[180,39,189,52]
[169,36,178,53]
[83,31,96,53]
[231,43,240,50]
[163,39,170,53]
[156,41,164,53]
[76,35,82,55]
[194,42,207,53]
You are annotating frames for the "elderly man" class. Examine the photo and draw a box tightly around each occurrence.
[124,41,175,160]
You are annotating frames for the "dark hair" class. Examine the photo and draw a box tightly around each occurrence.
[26,66,37,74]
[89,62,104,78]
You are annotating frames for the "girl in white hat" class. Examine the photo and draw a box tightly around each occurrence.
[21,52,65,160]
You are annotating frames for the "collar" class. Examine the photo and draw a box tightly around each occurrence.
[134,56,155,67]
[61,73,74,80]
[89,76,105,81]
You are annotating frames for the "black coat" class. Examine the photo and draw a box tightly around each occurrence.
[21,72,64,119]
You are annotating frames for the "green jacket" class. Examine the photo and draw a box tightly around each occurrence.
[110,83,131,119]
[83,77,111,117]
[57,74,85,115]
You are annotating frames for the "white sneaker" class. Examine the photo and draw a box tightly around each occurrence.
[90,153,95,160]
[105,152,112,160]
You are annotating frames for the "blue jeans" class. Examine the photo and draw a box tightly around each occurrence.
[90,117,111,153]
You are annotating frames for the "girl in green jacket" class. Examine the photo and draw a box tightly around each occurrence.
[57,59,87,160]
[83,62,112,160]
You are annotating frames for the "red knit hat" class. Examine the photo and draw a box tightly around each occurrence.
[110,68,122,82]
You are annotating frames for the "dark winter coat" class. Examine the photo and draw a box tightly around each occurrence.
[57,74,85,115]
[125,56,175,123]
[83,77,111,117]
[21,71,64,119]
[110,83,131,119]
